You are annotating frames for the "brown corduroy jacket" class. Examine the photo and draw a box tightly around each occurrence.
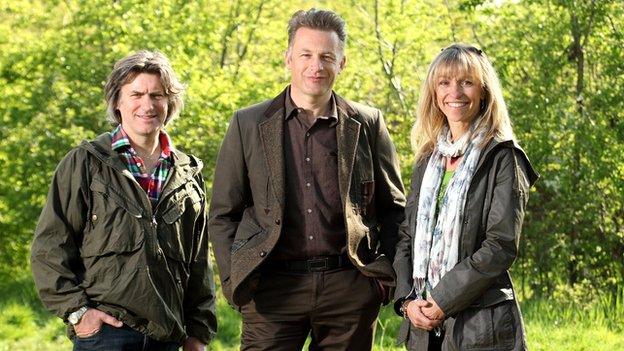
[208,87,406,307]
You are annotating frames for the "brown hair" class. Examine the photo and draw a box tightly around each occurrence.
[104,50,185,125]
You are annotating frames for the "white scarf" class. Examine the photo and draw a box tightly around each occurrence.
[411,126,484,299]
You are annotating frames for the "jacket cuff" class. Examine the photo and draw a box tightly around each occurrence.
[185,324,217,345]
[393,297,406,316]
[429,289,452,317]
[59,294,91,322]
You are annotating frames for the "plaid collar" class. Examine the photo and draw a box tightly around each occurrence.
[110,125,173,158]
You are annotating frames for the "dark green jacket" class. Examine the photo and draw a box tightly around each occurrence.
[31,132,217,344]
[393,138,539,350]
[208,87,406,307]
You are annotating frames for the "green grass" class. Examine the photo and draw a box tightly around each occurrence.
[1,272,622,350]
[0,271,71,350]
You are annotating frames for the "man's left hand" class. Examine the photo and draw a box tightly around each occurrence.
[421,296,445,321]
[183,336,205,351]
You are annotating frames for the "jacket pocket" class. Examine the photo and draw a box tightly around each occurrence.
[159,183,203,263]
[83,178,144,257]
[360,180,375,218]
[455,301,516,350]
[231,211,266,254]
[469,286,515,309]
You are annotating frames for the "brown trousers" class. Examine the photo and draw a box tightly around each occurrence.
[240,266,382,351]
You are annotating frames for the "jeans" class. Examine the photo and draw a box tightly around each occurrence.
[72,324,180,351]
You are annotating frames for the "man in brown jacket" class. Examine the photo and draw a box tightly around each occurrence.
[31,51,216,351]
[209,8,406,351]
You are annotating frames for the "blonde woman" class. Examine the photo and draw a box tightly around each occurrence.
[393,44,538,350]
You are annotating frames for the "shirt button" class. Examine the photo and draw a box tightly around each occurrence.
[91,214,98,221]
[260,251,267,257]
[309,235,314,240]
[305,157,310,162]
[306,182,311,187]
[275,219,281,225]
[307,208,312,213]
[306,132,310,137]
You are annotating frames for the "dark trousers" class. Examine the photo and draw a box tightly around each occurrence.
[72,324,179,351]
[428,330,445,351]
[240,266,383,351]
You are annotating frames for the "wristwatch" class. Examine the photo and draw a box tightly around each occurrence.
[400,299,412,318]
[68,306,89,325]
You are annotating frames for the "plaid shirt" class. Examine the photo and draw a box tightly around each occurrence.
[111,125,173,206]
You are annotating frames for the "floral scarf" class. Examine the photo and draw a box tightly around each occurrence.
[411,126,484,299]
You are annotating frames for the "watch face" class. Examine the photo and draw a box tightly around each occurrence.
[68,313,78,325]
[69,307,87,325]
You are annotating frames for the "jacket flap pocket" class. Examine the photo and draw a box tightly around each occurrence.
[158,191,195,262]
[90,178,143,218]
[162,202,183,224]
[83,179,144,257]
[188,186,202,204]
[233,214,263,241]
[470,287,515,308]
[231,212,265,254]
[81,226,144,258]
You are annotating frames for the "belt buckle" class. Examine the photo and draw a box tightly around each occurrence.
[308,258,329,272]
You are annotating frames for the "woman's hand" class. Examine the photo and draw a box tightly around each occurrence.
[421,297,445,321]
[405,300,443,331]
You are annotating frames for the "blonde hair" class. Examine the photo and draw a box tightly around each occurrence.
[411,43,514,161]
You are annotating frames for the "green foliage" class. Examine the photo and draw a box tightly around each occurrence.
[0,0,623,347]
[481,0,624,297]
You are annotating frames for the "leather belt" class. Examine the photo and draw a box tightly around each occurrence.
[267,254,352,272]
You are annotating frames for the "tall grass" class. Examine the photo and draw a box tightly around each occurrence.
[1,273,622,350]
[522,289,624,332]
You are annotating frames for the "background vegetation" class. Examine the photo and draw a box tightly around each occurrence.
[0,0,622,349]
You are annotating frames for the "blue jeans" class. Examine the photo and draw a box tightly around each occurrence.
[72,324,180,351]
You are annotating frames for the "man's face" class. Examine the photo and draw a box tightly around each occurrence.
[286,27,345,103]
[116,72,168,142]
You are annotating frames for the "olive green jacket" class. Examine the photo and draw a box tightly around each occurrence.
[30,132,217,344]
[393,138,539,350]
[208,87,406,307]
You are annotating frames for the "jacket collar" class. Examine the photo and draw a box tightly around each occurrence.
[78,132,202,192]
[283,87,339,126]
[418,137,539,187]
[262,86,358,120]
[477,138,539,186]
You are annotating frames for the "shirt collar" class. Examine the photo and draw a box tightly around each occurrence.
[110,124,173,159]
[284,86,339,125]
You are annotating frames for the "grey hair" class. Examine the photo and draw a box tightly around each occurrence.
[287,8,346,51]
[104,50,185,125]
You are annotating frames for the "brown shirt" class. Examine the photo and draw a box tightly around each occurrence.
[270,90,346,260]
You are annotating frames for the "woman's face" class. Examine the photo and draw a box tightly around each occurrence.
[435,72,483,130]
